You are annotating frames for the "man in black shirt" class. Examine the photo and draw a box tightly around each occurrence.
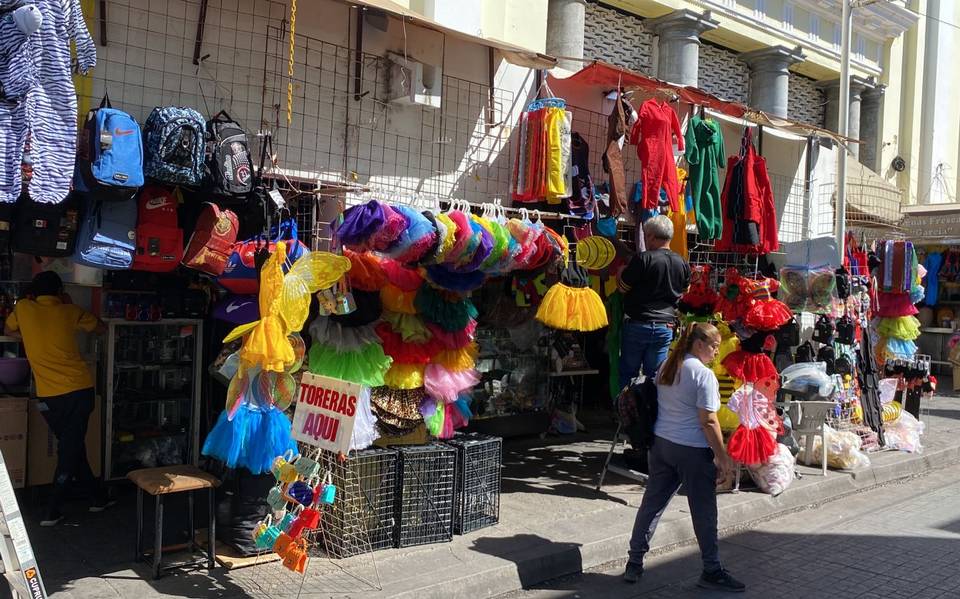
[617,215,691,390]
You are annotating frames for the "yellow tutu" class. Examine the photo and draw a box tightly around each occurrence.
[432,213,457,263]
[381,284,418,314]
[384,363,426,389]
[433,343,479,371]
[882,401,903,423]
[876,316,920,341]
[535,283,609,332]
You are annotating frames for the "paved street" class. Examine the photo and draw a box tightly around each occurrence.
[509,461,960,599]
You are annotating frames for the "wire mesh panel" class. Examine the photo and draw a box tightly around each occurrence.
[446,433,502,535]
[317,447,398,558]
[394,443,456,548]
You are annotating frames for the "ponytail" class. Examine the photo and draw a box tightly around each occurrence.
[657,322,719,386]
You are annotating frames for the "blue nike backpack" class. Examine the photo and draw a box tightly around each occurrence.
[75,94,144,199]
[73,195,138,269]
[143,106,206,186]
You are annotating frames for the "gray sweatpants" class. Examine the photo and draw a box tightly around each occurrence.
[628,436,722,572]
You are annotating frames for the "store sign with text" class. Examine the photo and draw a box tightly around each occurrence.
[292,372,364,454]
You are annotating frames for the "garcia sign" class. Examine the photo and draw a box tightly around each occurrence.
[291,372,365,453]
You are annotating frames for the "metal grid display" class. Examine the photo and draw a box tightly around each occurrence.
[394,443,456,548]
[316,447,398,558]
[445,433,502,535]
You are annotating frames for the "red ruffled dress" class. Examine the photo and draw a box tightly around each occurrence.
[679,265,720,315]
[726,382,778,465]
[715,269,755,323]
[743,278,793,331]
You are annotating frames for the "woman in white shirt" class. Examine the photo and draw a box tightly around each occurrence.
[623,322,745,593]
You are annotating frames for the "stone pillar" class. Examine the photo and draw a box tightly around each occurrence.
[644,9,719,87]
[859,84,886,171]
[817,76,870,159]
[545,0,587,72]
[738,45,805,118]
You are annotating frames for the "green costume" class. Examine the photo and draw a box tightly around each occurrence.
[684,116,725,241]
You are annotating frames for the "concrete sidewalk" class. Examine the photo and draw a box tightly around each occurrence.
[19,395,960,599]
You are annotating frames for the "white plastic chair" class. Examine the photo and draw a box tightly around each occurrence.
[788,401,835,477]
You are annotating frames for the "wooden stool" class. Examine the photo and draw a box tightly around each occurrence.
[127,465,220,579]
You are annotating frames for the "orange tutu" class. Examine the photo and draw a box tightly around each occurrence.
[381,284,418,314]
[345,250,387,292]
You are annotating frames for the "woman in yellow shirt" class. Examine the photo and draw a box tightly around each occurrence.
[4,271,110,526]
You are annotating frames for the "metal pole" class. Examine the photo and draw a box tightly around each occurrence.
[836,0,853,260]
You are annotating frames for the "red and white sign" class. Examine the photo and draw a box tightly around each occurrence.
[291,372,364,453]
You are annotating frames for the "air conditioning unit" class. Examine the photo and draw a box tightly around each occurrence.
[387,52,442,109]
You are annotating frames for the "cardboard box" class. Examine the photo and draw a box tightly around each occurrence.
[0,397,29,488]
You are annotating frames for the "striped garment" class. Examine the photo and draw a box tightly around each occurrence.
[25,0,95,204]
[0,3,42,204]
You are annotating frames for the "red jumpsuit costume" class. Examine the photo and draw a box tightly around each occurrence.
[629,99,684,211]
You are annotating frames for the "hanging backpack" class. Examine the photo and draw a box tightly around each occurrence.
[182,202,239,276]
[132,186,183,272]
[205,111,254,197]
[12,193,82,257]
[143,106,206,186]
[217,218,309,295]
[74,195,138,269]
[76,94,144,199]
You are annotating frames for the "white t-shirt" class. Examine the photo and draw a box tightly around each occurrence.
[654,354,721,448]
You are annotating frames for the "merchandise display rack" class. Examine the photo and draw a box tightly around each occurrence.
[393,443,456,548]
[446,433,502,535]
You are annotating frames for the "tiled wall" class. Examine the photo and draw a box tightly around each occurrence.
[788,71,826,127]
[582,2,654,74]
[698,42,749,104]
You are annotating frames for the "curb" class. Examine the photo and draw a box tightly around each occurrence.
[392,442,960,599]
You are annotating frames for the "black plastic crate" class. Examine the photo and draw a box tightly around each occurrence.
[393,443,456,548]
[318,447,398,558]
[446,433,502,534]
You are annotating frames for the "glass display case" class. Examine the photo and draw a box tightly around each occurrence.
[102,319,203,480]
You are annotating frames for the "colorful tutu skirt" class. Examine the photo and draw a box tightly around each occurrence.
[535,284,609,332]
[345,249,387,291]
[384,363,426,390]
[424,363,480,403]
[202,404,298,474]
[426,320,477,350]
[376,322,440,364]
[721,351,777,383]
[727,425,777,465]
[424,264,487,293]
[309,316,380,351]
[381,311,433,343]
[744,299,793,332]
[433,343,479,371]
[381,258,424,291]
[876,316,921,341]
[876,292,919,318]
[307,342,392,387]
[415,286,479,331]
[381,283,418,314]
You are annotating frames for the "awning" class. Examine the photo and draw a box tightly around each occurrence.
[551,61,860,144]
[339,0,557,70]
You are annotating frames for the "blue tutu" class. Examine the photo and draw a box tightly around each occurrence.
[425,264,486,293]
[202,403,298,474]
[886,337,917,359]
[385,205,438,264]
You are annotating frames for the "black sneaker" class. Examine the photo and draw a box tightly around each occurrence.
[623,562,643,584]
[40,511,63,527]
[698,569,746,593]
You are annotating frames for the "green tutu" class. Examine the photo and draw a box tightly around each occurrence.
[381,310,433,343]
[308,342,393,387]
[876,315,920,341]
[415,285,479,331]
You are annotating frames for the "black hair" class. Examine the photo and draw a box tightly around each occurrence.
[30,271,63,297]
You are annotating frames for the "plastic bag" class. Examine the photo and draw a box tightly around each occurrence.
[878,378,898,404]
[781,362,835,398]
[780,265,836,313]
[803,425,871,470]
[747,443,796,496]
[883,410,925,453]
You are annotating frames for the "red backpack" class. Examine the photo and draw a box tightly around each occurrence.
[182,202,239,276]
[133,186,183,272]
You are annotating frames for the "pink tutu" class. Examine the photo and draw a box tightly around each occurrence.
[424,364,480,404]
[426,320,477,350]
[369,204,408,251]
[876,292,919,318]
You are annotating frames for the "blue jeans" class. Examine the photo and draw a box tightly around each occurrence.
[619,321,673,390]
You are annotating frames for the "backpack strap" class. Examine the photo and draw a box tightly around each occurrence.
[100,92,112,109]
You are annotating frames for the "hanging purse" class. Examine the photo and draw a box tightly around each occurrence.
[254,515,282,550]
[811,315,835,344]
[775,317,801,348]
[278,511,297,533]
[293,449,322,479]
[287,480,315,507]
[282,538,309,573]
[835,316,855,345]
[266,485,288,511]
[795,341,815,363]
[317,472,337,505]
[273,531,295,556]
[271,450,299,483]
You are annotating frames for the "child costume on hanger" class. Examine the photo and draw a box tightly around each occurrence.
[715,128,778,255]
[27,0,96,203]
[0,3,43,204]
[629,98,684,211]
[683,114,725,241]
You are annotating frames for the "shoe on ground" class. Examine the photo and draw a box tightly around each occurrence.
[89,498,117,513]
[40,511,63,527]
[623,562,643,584]
[698,569,746,592]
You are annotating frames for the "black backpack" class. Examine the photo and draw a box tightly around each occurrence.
[12,193,82,257]
[206,111,253,197]
[795,341,815,363]
[628,377,658,450]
